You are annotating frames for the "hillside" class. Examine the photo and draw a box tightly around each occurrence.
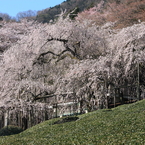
[0,0,145,132]
[36,0,103,23]
[36,0,119,23]
[36,0,145,27]
[0,100,145,144]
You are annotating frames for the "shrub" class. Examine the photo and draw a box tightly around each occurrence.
[53,116,79,124]
[0,125,23,136]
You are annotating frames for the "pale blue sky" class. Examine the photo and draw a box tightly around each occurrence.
[0,0,65,17]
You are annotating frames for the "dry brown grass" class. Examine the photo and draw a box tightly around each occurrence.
[77,0,145,28]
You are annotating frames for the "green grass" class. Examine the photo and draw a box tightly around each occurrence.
[0,100,145,145]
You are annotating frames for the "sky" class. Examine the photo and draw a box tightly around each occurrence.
[0,0,65,17]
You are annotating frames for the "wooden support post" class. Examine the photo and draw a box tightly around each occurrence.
[0,114,2,129]
[53,103,58,118]
[2,114,4,129]
[56,103,58,118]
[4,110,9,127]
[137,62,140,100]
[114,88,116,108]
[106,94,109,109]
[120,91,123,104]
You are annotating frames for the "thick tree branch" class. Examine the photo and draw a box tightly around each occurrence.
[33,37,81,65]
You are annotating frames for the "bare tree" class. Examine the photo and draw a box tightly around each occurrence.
[0,13,12,22]
[16,10,37,21]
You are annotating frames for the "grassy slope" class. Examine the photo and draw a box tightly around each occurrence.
[0,100,145,145]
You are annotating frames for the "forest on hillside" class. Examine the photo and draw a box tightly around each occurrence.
[36,0,145,25]
[36,0,103,22]
[0,0,145,129]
